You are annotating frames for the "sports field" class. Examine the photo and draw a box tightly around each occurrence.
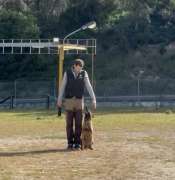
[0,108,175,180]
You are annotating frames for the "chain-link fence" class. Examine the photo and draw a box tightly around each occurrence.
[1,78,175,108]
[2,78,175,97]
[0,79,56,97]
[0,79,57,108]
[94,78,175,96]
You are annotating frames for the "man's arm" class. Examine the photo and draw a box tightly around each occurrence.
[84,71,96,109]
[57,72,67,107]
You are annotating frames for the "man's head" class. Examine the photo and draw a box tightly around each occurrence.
[73,59,84,73]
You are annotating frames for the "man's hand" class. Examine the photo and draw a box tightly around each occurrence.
[57,100,62,108]
[92,101,96,110]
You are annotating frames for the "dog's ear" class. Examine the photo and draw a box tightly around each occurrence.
[84,106,92,120]
[84,112,92,121]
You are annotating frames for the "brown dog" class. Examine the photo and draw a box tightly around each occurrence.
[81,107,94,150]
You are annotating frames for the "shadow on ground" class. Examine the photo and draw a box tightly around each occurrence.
[0,148,71,157]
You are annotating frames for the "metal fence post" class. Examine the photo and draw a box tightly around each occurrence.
[10,96,14,109]
[53,77,57,100]
[46,95,50,110]
[14,80,17,107]
[137,78,140,103]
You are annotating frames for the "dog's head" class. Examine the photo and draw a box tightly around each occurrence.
[84,106,92,121]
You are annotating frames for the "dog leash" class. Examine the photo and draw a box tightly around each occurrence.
[85,106,89,113]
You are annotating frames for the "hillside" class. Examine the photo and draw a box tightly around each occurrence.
[0,0,175,81]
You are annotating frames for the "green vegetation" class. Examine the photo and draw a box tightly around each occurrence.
[0,108,175,137]
[1,0,175,80]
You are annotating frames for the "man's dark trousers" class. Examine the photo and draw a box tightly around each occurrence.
[66,110,83,145]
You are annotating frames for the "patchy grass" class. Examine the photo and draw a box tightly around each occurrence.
[0,109,175,179]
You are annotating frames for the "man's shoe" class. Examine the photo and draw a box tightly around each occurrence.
[74,144,81,150]
[67,144,73,150]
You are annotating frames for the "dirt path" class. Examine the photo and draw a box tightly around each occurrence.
[0,128,175,180]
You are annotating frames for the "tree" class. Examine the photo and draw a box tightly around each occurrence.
[0,0,28,11]
[0,9,39,39]
[0,9,40,80]
[57,0,118,36]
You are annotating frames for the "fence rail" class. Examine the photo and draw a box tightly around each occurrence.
[1,78,175,108]
[0,39,96,55]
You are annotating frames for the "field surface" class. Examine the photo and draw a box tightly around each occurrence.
[0,108,175,180]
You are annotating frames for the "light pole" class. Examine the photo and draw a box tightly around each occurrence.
[63,21,96,44]
[137,70,144,103]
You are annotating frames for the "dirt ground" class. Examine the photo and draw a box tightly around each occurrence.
[0,111,175,180]
[0,130,175,180]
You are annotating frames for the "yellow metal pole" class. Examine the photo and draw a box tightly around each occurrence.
[58,45,64,93]
[57,45,64,116]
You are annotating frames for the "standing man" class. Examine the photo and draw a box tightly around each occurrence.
[57,59,96,150]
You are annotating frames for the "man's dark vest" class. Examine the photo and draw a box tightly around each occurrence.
[65,69,85,99]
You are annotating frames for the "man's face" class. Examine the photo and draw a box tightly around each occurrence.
[74,64,82,73]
